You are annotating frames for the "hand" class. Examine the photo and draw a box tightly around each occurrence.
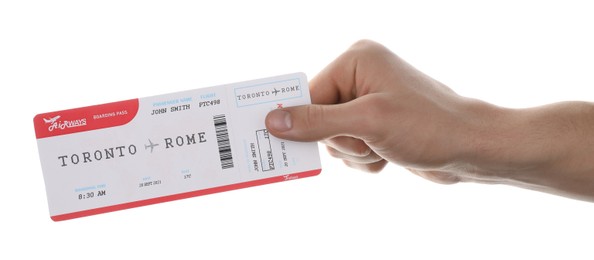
[266,40,594,203]
[266,40,490,184]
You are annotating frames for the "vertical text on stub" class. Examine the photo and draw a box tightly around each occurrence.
[256,129,274,171]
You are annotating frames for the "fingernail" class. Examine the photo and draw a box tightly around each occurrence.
[268,110,292,132]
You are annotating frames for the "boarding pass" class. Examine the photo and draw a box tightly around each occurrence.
[34,73,321,221]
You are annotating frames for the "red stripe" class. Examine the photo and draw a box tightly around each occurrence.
[50,168,321,221]
[34,99,139,139]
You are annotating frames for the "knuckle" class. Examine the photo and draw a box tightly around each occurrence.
[300,105,325,134]
[352,142,371,157]
[325,146,342,158]
[347,39,390,59]
[350,39,382,51]
[366,165,384,174]
[356,146,372,157]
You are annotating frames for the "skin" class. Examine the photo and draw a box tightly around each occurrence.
[265,39,594,202]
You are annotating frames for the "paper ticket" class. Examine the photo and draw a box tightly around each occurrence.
[34,73,321,221]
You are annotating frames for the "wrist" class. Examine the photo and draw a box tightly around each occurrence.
[457,100,546,184]
[462,101,594,197]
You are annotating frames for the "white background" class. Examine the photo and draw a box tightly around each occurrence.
[2,1,594,259]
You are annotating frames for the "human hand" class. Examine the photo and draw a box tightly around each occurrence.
[266,40,489,184]
[266,39,594,202]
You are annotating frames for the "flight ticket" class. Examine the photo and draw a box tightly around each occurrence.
[34,73,321,221]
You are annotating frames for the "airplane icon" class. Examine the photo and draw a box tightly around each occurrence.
[145,139,159,153]
[272,88,280,96]
[43,115,61,124]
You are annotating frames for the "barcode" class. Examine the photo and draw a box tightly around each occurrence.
[213,114,234,169]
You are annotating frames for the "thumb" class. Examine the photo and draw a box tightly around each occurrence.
[265,103,362,142]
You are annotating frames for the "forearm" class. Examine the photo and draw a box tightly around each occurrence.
[467,101,594,201]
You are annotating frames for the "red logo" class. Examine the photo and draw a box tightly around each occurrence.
[34,99,139,139]
[43,115,87,132]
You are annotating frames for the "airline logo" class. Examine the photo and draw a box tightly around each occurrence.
[34,99,139,139]
[43,115,87,132]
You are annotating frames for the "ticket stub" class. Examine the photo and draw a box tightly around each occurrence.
[34,73,321,221]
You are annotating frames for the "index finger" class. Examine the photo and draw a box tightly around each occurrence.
[308,43,360,105]
[308,39,392,105]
